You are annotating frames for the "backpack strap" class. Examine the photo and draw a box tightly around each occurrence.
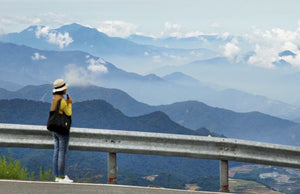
[55,98,63,113]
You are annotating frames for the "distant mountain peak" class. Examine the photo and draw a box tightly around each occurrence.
[164,72,186,77]
[279,50,296,57]
[55,23,87,31]
[163,72,197,81]
[21,25,44,33]
[142,111,170,118]
[162,72,201,86]
[144,74,163,81]
[64,23,85,28]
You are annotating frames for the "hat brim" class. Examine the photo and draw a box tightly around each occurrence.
[53,84,68,93]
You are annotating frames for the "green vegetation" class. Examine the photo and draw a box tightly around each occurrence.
[0,151,51,181]
[0,154,28,180]
[38,167,52,181]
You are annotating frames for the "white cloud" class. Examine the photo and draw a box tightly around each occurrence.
[158,22,226,39]
[184,31,205,38]
[0,13,68,33]
[47,31,73,49]
[280,46,300,68]
[63,58,108,86]
[282,41,298,51]
[247,44,277,69]
[64,64,91,86]
[279,41,300,67]
[31,52,47,60]
[35,26,73,48]
[281,54,300,67]
[244,22,300,68]
[164,22,182,31]
[0,18,14,25]
[97,20,137,38]
[159,22,183,38]
[222,38,240,60]
[219,32,231,40]
[87,58,108,74]
[35,26,50,38]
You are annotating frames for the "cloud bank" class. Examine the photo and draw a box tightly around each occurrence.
[87,58,108,74]
[4,14,300,71]
[244,22,300,69]
[0,12,68,33]
[97,21,137,38]
[64,57,108,86]
[93,20,300,70]
[35,26,73,48]
[221,38,240,60]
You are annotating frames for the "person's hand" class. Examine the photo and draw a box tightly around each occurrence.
[67,95,73,103]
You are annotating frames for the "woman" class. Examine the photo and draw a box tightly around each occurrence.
[50,79,73,183]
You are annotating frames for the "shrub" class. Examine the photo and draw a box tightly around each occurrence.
[0,152,51,181]
[0,154,28,180]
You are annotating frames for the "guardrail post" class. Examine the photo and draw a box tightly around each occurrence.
[107,152,117,184]
[219,160,229,192]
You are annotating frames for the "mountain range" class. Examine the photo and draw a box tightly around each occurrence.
[1,23,300,144]
[127,33,232,50]
[1,22,300,192]
[0,99,203,136]
[0,41,300,121]
[0,98,220,190]
[0,86,299,146]
[0,97,299,190]
[1,23,299,102]
[0,23,216,72]
[155,56,300,105]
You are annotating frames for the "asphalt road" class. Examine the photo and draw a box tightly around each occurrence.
[0,179,223,194]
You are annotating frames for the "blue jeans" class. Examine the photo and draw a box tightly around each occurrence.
[53,132,70,177]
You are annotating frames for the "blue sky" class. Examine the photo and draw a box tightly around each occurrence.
[1,0,300,37]
[2,0,300,103]
[2,0,300,71]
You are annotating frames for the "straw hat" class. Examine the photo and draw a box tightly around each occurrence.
[53,79,68,93]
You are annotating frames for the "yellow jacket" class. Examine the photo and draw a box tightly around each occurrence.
[50,95,72,116]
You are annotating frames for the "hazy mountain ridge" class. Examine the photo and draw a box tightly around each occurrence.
[0,98,299,191]
[1,14,300,193]
[1,24,300,119]
[1,23,300,146]
[1,39,299,120]
[0,23,216,72]
[156,55,300,106]
[0,98,221,190]
[127,33,232,50]
[0,99,205,136]
[0,41,168,86]
[1,87,299,146]
[156,100,300,145]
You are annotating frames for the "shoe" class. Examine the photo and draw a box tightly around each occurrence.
[55,175,73,183]
[55,177,61,182]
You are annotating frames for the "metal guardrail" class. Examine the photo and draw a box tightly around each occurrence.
[1,123,300,192]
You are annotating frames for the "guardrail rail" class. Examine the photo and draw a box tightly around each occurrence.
[1,123,300,192]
